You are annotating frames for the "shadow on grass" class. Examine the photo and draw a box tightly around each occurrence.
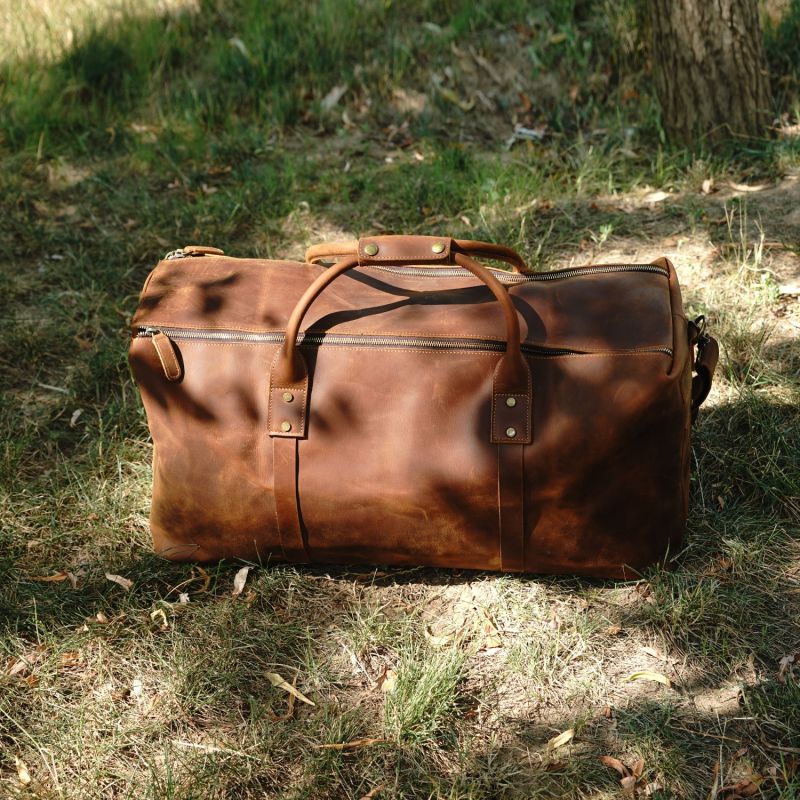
[1,4,799,797]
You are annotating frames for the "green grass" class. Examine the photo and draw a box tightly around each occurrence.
[1,0,800,797]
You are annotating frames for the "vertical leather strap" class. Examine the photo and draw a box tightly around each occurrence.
[272,436,311,562]
[498,444,526,572]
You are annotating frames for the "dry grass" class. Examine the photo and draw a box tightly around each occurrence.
[1,0,799,797]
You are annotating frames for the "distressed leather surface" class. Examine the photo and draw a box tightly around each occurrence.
[129,236,708,578]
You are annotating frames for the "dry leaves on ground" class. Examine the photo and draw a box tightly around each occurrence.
[266,671,315,706]
[231,566,250,597]
[105,573,133,591]
[15,757,31,786]
[625,671,672,688]
[313,738,388,751]
[600,755,645,795]
[546,728,575,753]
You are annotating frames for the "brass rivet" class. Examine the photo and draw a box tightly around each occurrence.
[282,392,293,403]
[363,243,379,256]
[505,397,517,408]
[431,241,445,254]
[505,427,517,438]
[280,421,292,432]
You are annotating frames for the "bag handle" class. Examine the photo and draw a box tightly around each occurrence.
[305,234,531,274]
[268,236,533,445]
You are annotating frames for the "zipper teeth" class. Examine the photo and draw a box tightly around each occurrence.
[137,327,672,357]
[366,264,669,282]
[164,251,668,282]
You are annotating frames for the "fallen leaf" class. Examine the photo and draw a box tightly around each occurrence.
[228,37,250,59]
[6,658,30,677]
[599,755,629,777]
[266,671,315,706]
[313,738,388,750]
[150,608,169,630]
[643,190,670,203]
[424,625,455,647]
[778,653,799,683]
[436,85,475,112]
[178,592,190,604]
[268,676,297,722]
[547,727,575,751]
[70,408,83,427]
[605,625,623,635]
[359,786,385,800]
[232,566,250,597]
[31,571,70,582]
[377,667,397,694]
[478,607,503,652]
[106,573,133,591]
[60,651,81,668]
[625,671,671,687]
[719,775,763,797]
[702,178,714,194]
[727,181,769,193]
[321,84,348,111]
[15,757,31,786]
[190,565,211,593]
[95,611,109,624]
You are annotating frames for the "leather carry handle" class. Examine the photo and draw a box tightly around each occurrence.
[305,235,531,274]
[269,236,533,445]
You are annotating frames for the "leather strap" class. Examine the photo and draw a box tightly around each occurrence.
[272,436,310,562]
[688,316,719,423]
[269,248,532,445]
[305,235,531,274]
[498,443,526,572]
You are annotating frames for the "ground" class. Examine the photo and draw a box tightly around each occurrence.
[0,1,799,798]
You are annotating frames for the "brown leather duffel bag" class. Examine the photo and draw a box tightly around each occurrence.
[129,235,718,578]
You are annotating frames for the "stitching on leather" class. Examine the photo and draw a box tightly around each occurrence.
[494,393,530,441]
[268,349,307,436]
[152,336,181,381]
[359,240,451,262]
[152,340,670,360]
[161,340,181,380]
[272,436,288,560]
[491,355,532,443]
[137,325,673,353]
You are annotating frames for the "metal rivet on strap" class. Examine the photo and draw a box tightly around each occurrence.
[505,397,517,408]
[282,392,293,402]
[505,427,517,438]
[431,241,445,254]
[363,243,379,256]
[280,421,292,432]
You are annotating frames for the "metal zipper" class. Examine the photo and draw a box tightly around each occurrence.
[164,249,668,284]
[364,263,669,283]
[136,327,672,358]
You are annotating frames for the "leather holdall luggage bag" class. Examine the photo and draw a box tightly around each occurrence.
[129,235,719,578]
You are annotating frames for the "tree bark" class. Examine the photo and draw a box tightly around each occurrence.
[647,0,772,145]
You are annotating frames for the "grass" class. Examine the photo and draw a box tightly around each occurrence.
[1,0,800,797]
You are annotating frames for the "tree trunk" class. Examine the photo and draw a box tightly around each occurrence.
[647,0,772,145]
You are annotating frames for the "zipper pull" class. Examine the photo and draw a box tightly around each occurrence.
[151,331,183,381]
[165,245,225,260]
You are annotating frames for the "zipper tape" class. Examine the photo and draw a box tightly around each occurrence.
[136,327,673,358]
